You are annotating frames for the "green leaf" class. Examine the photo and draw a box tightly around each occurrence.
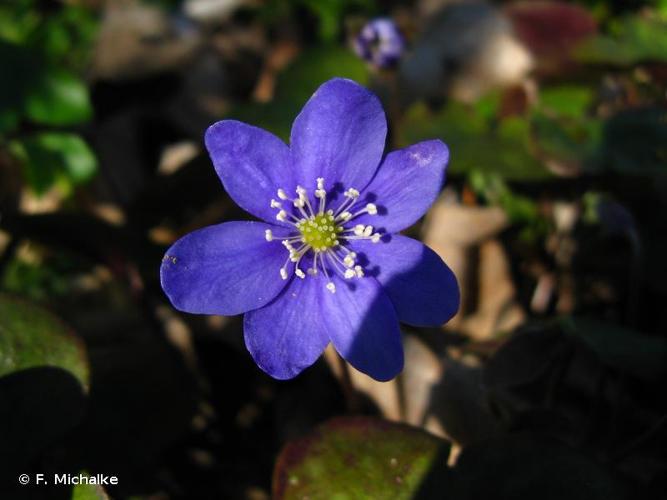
[660,0,667,16]
[588,107,667,176]
[0,294,89,389]
[576,14,667,65]
[0,295,89,471]
[276,46,369,103]
[531,112,602,167]
[562,317,667,381]
[400,102,552,181]
[0,0,40,44]
[273,416,451,499]
[0,39,39,127]
[233,46,369,140]
[71,473,110,500]
[10,132,98,195]
[539,85,594,118]
[468,172,543,228]
[0,107,19,133]
[24,69,93,125]
[300,0,343,41]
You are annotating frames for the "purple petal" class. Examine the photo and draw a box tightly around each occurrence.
[244,278,330,380]
[355,140,449,233]
[290,78,387,193]
[323,276,403,381]
[205,120,293,225]
[352,235,459,326]
[161,221,292,316]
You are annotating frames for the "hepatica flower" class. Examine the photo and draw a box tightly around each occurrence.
[354,18,405,69]
[161,78,459,381]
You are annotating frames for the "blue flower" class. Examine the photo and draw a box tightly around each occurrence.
[353,18,405,69]
[160,78,459,381]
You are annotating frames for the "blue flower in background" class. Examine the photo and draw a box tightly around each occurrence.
[354,18,405,69]
[160,78,459,381]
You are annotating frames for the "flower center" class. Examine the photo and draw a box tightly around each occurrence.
[265,177,382,293]
[297,213,342,251]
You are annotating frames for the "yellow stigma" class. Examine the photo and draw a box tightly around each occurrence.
[297,213,342,251]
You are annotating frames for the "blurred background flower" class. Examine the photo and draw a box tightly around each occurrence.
[353,17,405,68]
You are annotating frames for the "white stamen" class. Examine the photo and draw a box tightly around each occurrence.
[320,252,334,284]
[345,188,360,199]
[325,249,349,277]
[267,180,378,290]
[289,243,308,262]
[314,178,328,213]
[310,252,320,275]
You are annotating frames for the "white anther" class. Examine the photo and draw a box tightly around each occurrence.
[265,229,273,241]
[366,203,378,215]
[326,282,336,293]
[343,255,355,267]
[270,199,282,208]
[296,185,306,195]
[277,189,288,200]
[363,225,373,237]
[345,188,360,199]
[344,269,355,279]
[281,240,294,251]
[280,268,288,280]
[371,233,381,243]
[353,224,365,236]
[354,265,364,278]
[276,210,287,221]
[339,211,352,221]
[316,177,325,190]
[294,198,305,208]
[295,269,306,279]
[315,189,326,199]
